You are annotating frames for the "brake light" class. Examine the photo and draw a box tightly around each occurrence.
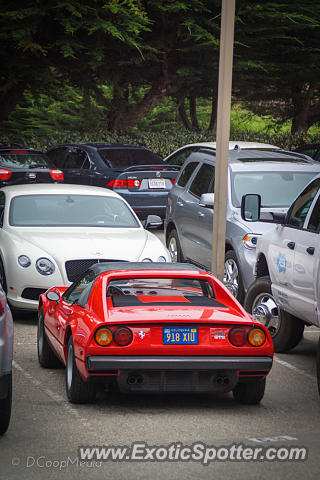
[10,150,27,153]
[50,169,64,181]
[107,179,141,188]
[107,179,127,188]
[170,179,175,184]
[113,327,133,346]
[229,327,246,346]
[0,169,12,180]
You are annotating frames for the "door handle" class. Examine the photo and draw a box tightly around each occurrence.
[306,246,315,255]
[177,201,184,207]
[197,211,205,217]
[287,241,295,250]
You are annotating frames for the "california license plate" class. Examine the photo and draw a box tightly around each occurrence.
[148,178,166,189]
[163,327,198,345]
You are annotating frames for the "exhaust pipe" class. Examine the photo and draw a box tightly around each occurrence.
[127,374,144,385]
[213,375,230,386]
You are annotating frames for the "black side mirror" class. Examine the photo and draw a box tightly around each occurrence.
[46,291,60,303]
[144,215,163,230]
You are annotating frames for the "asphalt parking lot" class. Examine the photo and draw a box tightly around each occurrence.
[1,228,319,480]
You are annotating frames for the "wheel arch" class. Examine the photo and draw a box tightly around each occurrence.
[165,221,177,244]
[255,253,269,278]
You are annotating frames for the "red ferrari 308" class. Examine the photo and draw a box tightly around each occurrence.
[37,263,273,404]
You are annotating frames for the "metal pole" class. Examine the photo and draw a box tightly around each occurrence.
[211,0,235,280]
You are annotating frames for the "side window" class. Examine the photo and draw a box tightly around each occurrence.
[306,193,320,233]
[63,270,96,305]
[298,147,317,159]
[189,163,215,198]
[0,191,5,227]
[167,148,198,166]
[177,162,199,187]
[286,179,320,229]
[47,148,67,168]
[64,149,88,169]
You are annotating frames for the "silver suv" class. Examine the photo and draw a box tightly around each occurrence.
[164,143,320,303]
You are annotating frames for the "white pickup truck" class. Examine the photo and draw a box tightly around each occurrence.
[241,175,320,356]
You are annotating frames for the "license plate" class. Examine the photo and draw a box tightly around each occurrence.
[163,327,198,345]
[148,178,166,189]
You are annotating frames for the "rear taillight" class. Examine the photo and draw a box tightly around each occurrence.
[50,169,64,181]
[247,328,266,347]
[229,327,246,346]
[95,327,113,346]
[107,179,127,188]
[107,179,141,188]
[170,179,175,184]
[0,169,12,180]
[10,150,27,153]
[113,327,133,346]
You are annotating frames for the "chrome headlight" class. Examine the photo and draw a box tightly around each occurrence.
[18,255,31,268]
[157,256,166,262]
[36,257,55,275]
[242,233,261,249]
[142,258,152,262]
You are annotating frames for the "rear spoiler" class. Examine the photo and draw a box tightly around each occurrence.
[123,164,181,173]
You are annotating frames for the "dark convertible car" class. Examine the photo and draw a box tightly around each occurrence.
[46,143,180,219]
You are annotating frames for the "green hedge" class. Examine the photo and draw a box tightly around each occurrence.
[1,128,319,158]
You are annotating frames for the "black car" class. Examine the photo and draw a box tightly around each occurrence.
[294,143,320,162]
[46,143,180,219]
[0,145,64,187]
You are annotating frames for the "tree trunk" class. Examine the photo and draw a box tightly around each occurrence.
[111,81,170,134]
[178,100,192,131]
[291,86,311,135]
[206,96,218,133]
[0,82,27,122]
[189,96,200,132]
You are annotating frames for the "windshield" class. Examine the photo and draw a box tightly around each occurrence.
[231,171,318,208]
[9,194,140,228]
[0,152,53,168]
[98,148,164,169]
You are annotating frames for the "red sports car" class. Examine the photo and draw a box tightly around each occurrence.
[37,263,273,405]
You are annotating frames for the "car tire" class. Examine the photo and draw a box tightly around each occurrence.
[167,229,184,262]
[223,250,245,304]
[37,307,62,368]
[0,373,12,435]
[0,259,7,294]
[66,336,96,404]
[233,377,266,405]
[317,337,320,397]
[244,276,304,353]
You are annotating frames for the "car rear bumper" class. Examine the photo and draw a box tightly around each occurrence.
[86,355,273,372]
[86,355,272,393]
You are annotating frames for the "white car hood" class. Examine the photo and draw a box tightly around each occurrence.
[9,227,148,261]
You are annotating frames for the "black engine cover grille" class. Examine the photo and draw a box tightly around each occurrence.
[65,259,123,282]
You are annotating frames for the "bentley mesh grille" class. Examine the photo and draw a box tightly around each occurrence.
[65,259,123,282]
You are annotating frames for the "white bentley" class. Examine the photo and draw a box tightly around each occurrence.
[0,184,170,310]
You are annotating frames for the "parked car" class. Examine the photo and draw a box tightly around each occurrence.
[0,184,170,311]
[0,284,13,435]
[37,262,273,405]
[294,143,320,162]
[317,339,320,397]
[0,144,64,187]
[164,143,320,303]
[165,141,281,166]
[242,174,320,353]
[46,143,180,219]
